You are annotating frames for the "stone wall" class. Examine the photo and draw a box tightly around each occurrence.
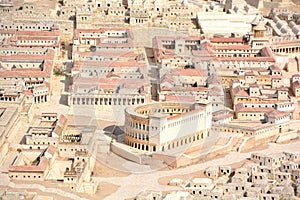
[276,129,298,143]
[110,142,142,164]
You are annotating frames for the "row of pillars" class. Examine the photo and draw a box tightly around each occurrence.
[34,95,47,103]
[0,96,18,102]
[126,140,157,152]
[273,46,300,54]
[72,97,145,106]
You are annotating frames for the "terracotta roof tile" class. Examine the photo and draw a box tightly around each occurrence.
[165,95,195,102]
[45,145,57,156]
[209,37,245,43]
[269,65,281,71]
[265,110,290,118]
[58,114,67,126]
[212,113,233,121]
[232,86,249,97]
[236,107,274,113]
[9,157,49,172]
[170,68,208,77]
[53,125,63,136]
[277,86,289,91]
[292,74,300,78]
[213,45,251,50]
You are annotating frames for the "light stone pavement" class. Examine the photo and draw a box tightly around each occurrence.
[96,140,300,200]
[35,75,69,116]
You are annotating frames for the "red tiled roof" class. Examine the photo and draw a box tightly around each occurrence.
[58,114,67,126]
[207,75,221,85]
[106,72,121,78]
[272,75,282,79]
[170,68,208,77]
[277,86,289,91]
[165,95,195,102]
[265,110,290,118]
[171,86,208,92]
[269,65,281,71]
[209,37,245,43]
[261,47,274,58]
[72,60,147,71]
[53,125,63,136]
[208,86,222,95]
[77,50,137,58]
[45,145,57,156]
[212,113,233,121]
[236,107,274,113]
[215,56,275,62]
[213,45,251,50]
[232,86,249,97]
[0,29,60,37]
[24,90,33,95]
[72,76,149,92]
[0,50,54,78]
[9,157,49,172]
[245,71,255,76]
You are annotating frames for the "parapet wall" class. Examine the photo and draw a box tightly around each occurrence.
[110,142,142,164]
[276,129,298,143]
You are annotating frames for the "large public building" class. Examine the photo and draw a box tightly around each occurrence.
[124,101,212,152]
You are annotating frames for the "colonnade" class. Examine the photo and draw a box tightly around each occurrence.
[273,46,300,54]
[34,95,48,103]
[125,139,157,152]
[72,96,145,106]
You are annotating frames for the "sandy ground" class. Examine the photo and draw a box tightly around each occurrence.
[93,159,130,178]
[0,186,74,200]
[90,182,119,200]
[95,138,300,200]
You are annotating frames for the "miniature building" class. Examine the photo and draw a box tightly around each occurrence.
[152,35,226,112]
[135,150,300,199]
[2,0,300,198]
[284,152,300,162]
[291,74,300,97]
[205,167,219,179]
[219,166,232,176]
[69,28,151,122]
[58,126,97,158]
[10,110,98,194]
[25,113,67,150]
[124,101,212,152]
[185,178,214,197]
[8,145,58,181]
